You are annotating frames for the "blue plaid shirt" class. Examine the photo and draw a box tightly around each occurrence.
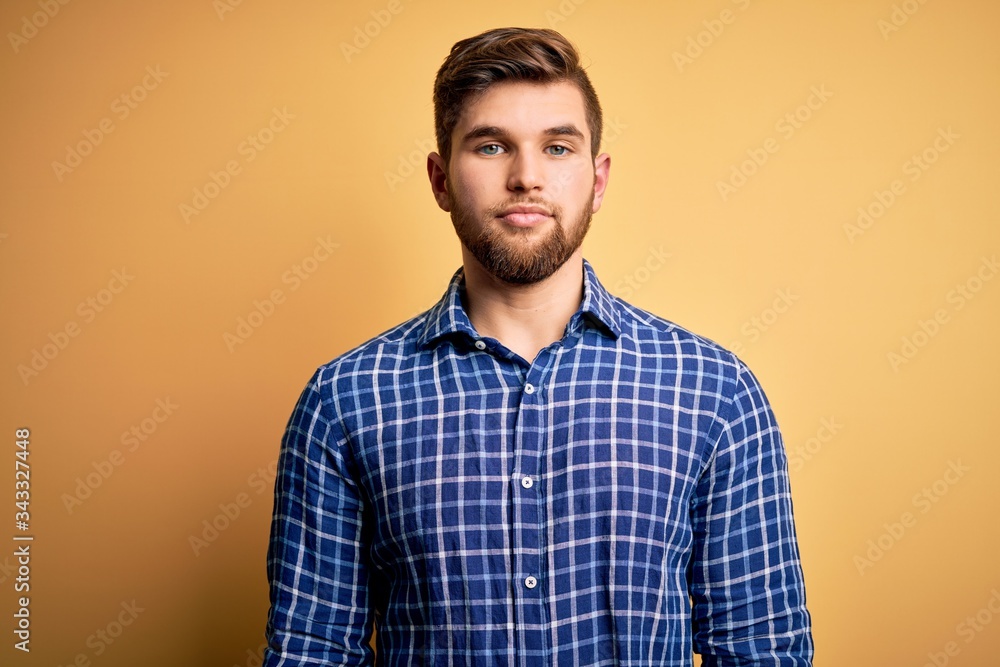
[264,258,813,666]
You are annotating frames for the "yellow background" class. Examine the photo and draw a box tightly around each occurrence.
[2,0,998,665]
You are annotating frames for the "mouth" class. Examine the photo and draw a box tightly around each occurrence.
[497,206,552,228]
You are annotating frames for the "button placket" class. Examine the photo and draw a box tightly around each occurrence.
[511,356,552,658]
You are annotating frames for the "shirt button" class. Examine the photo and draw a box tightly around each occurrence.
[521,476,533,489]
[474,340,486,350]
[524,383,535,395]
[524,576,537,589]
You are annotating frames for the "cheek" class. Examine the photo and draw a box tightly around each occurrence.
[452,169,496,205]
[558,170,595,206]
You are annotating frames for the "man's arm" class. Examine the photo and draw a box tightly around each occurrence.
[263,369,376,666]
[690,360,813,666]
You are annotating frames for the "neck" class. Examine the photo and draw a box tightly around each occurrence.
[460,250,585,363]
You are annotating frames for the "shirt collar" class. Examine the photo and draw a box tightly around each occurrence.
[417,257,621,350]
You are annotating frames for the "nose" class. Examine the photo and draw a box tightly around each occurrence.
[507,150,544,192]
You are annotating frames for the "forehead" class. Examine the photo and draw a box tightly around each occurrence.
[455,80,589,138]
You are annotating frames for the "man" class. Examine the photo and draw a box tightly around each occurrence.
[264,27,813,666]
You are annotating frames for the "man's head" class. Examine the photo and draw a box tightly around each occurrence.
[432,27,603,167]
[427,27,611,285]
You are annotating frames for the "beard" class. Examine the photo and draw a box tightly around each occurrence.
[449,182,595,285]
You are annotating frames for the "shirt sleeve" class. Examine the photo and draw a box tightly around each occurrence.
[690,359,814,666]
[263,369,377,666]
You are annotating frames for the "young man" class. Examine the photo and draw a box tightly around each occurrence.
[264,27,813,666]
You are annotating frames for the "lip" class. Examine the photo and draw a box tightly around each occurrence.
[497,205,552,227]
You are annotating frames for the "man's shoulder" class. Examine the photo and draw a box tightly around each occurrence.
[614,295,739,366]
[613,296,770,414]
[315,308,431,379]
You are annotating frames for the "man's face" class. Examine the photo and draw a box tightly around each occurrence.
[429,81,610,285]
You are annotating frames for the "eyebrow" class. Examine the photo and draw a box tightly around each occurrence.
[460,124,586,144]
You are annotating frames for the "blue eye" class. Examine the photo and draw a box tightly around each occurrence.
[478,144,503,155]
[547,145,569,156]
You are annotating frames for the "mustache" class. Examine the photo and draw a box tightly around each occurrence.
[487,199,559,218]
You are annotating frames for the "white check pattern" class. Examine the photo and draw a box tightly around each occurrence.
[264,258,813,666]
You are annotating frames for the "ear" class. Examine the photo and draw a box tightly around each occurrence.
[427,152,451,212]
[590,152,611,213]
